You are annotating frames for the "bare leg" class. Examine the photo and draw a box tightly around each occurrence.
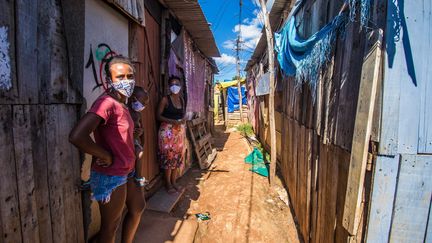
[171,168,183,191]
[98,184,127,243]
[121,178,146,243]
[165,169,176,193]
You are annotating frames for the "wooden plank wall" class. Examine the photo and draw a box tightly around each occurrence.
[260,92,283,161]
[273,0,386,242]
[366,1,432,241]
[0,0,85,242]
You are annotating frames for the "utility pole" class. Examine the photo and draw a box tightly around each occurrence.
[236,0,244,122]
[259,0,276,185]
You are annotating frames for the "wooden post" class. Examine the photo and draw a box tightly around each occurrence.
[259,0,276,185]
[236,0,244,123]
[223,89,228,127]
[237,79,244,123]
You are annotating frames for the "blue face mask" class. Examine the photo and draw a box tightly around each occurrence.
[109,79,135,97]
[132,100,145,112]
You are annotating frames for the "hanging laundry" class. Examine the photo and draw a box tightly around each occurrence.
[275,13,347,99]
[274,0,370,101]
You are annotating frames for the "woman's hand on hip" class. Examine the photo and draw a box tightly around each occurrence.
[96,154,113,167]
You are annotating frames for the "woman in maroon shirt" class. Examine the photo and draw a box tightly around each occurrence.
[69,56,145,243]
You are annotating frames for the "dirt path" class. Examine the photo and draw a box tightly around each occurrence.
[172,128,301,243]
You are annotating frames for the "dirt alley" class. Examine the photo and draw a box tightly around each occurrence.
[171,127,301,243]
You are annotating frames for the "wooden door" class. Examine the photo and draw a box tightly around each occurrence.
[130,8,161,182]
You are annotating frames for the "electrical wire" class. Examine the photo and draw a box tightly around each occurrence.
[213,0,232,31]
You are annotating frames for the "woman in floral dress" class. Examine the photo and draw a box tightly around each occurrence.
[157,76,186,193]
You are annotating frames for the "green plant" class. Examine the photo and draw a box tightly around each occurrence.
[236,123,255,137]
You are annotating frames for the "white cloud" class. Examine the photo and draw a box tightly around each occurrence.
[221,10,263,52]
[216,7,263,79]
[232,11,263,52]
[214,53,237,65]
[233,20,262,40]
[222,40,235,50]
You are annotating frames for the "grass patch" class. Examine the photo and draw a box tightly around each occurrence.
[236,123,255,137]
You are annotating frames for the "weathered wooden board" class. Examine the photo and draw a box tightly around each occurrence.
[309,132,319,243]
[379,0,406,156]
[322,145,338,243]
[304,128,311,243]
[286,118,297,211]
[334,20,364,151]
[335,147,351,243]
[343,29,382,234]
[0,105,22,242]
[419,73,432,153]
[12,105,41,242]
[326,28,344,146]
[45,105,67,242]
[292,121,299,216]
[426,202,432,243]
[276,130,282,161]
[47,1,80,104]
[0,0,18,103]
[389,154,432,242]
[15,0,39,104]
[297,125,306,240]
[46,105,84,243]
[395,1,431,154]
[365,155,400,243]
[417,0,432,154]
[29,105,54,243]
[315,142,327,243]
[60,0,86,105]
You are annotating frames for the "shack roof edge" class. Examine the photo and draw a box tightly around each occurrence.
[159,0,220,58]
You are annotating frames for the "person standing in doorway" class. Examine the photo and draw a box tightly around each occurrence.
[69,56,145,243]
[157,76,186,194]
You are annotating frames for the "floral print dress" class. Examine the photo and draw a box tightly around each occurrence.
[158,122,185,169]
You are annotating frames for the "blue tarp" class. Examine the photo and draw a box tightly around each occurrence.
[227,86,247,113]
[274,13,347,102]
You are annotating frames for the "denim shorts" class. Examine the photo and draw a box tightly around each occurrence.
[90,170,135,204]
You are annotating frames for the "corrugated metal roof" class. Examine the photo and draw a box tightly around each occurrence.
[161,0,220,57]
[245,0,293,71]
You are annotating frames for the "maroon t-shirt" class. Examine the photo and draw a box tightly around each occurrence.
[88,94,135,176]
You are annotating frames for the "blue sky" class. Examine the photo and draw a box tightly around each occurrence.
[198,0,263,82]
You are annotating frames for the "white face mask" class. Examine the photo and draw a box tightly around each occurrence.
[170,85,181,94]
[131,100,145,112]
